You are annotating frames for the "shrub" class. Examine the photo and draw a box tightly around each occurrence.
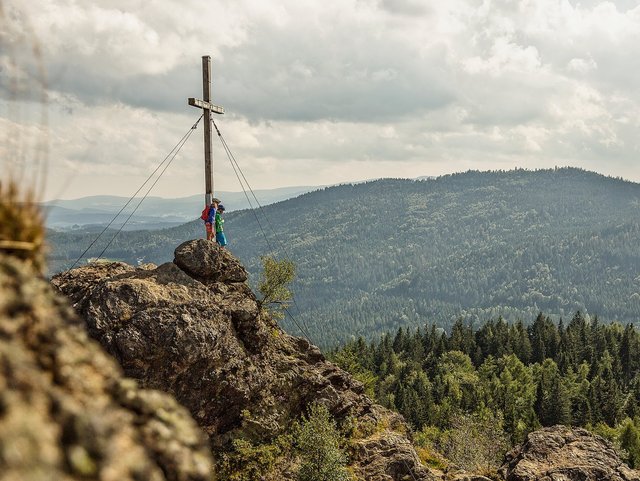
[219,436,292,481]
[436,412,509,475]
[258,256,295,321]
[0,180,45,272]
[296,403,350,481]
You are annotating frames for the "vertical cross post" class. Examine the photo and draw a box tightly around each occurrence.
[188,55,225,205]
[202,56,213,205]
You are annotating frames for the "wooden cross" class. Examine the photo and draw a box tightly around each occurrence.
[188,55,225,205]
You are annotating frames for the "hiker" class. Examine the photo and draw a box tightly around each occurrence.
[215,204,227,247]
[201,198,220,241]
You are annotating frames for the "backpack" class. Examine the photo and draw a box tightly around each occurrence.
[200,205,210,221]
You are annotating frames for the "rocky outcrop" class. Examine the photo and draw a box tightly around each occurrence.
[0,253,214,481]
[52,239,436,480]
[352,431,437,480]
[499,425,640,481]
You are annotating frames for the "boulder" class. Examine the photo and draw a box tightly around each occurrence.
[173,239,247,283]
[499,425,640,481]
[351,430,437,481]
[0,253,214,481]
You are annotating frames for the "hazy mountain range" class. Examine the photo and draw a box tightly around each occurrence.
[43,185,319,230]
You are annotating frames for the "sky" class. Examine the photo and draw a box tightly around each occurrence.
[1,0,640,200]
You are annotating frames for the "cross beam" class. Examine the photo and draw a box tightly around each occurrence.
[189,55,224,205]
[188,97,225,115]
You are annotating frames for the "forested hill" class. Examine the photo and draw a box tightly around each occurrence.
[48,168,640,346]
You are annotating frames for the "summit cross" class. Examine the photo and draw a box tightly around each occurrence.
[188,55,225,205]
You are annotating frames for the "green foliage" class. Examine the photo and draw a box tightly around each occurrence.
[334,313,640,470]
[258,256,296,321]
[440,412,510,475]
[344,415,395,441]
[586,418,640,468]
[219,435,293,481]
[589,421,627,461]
[295,403,350,481]
[534,358,570,426]
[620,419,640,468]
[480,354,537,442]
[329,340,378,398]
[413,426,449,470]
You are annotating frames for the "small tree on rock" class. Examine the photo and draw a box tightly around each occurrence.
[258,256,295,321]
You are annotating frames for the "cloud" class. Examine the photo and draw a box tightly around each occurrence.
[378,0,431,16]
[567,57,597,74]
[6,0,459,121]
[2,0,640,200]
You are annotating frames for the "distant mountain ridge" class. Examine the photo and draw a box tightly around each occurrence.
[48,168,640,346]
[43,185,320,230]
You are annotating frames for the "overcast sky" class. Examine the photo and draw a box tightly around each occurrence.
[2,0,640,200]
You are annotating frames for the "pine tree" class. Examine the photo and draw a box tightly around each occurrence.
[406,330,425,363]
[494,317,511,358]
[333,316,640,444]
[625,374,640,419]
[566,311,588,366]
[620,419,640,468]
[590,350,623,426]
[570,363,592,426]
[449,318,475,356]
[549,376,572,425]
[529,313,559,364]
[512,320,532,364]
[296,403,349,481]
[535,359,562,426]
[620,324,639,385]
[393,327,406,353]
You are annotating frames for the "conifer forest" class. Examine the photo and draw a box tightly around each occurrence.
[331,312,640,469]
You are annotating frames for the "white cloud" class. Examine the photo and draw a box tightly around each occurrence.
[567,57,597,74]
[462,38,543,76]
[2,0,640,200]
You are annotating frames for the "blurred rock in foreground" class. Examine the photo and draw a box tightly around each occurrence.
[0,253,214,481]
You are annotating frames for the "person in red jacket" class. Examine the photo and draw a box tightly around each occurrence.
[201,198,219,241]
